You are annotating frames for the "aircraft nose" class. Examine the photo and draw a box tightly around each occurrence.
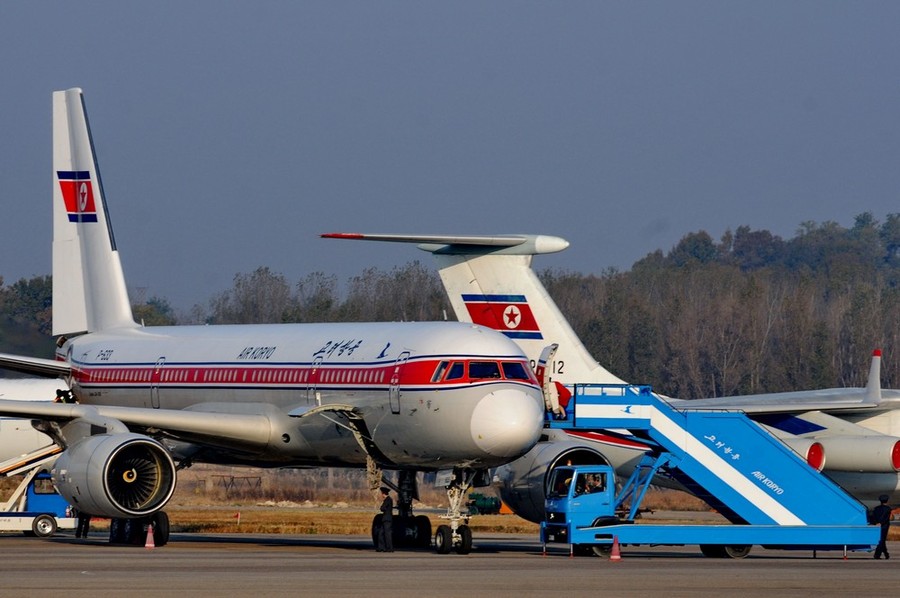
[470,388,544,459]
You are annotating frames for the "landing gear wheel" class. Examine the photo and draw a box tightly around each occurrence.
[109,518,127,544]
[724,545,751,559]
[455,525,472,554]
[125,518,146,545]
[414,515,432,548]
[435,525,452,554]
[32,514,57,537]
[152,511,170,547]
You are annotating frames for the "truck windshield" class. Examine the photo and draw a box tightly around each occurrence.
[547,468,575,498]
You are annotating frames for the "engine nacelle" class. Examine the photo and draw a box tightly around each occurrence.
[814,435,900,473]
[493,440,611,523]
[52,433,177,518]
[779,438,826,471]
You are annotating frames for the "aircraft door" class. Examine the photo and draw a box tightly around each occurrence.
[307,356,323,405]
[150,357,165,409]
[389,351,410,414]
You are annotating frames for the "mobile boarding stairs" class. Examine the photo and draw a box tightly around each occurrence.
[541,385,878,556]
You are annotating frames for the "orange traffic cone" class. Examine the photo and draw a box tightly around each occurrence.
[145,524,155,549]
[609,535,621,562]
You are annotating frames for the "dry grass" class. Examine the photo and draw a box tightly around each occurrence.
[7,464,898,539]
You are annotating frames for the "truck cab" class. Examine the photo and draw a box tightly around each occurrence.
[543,465,616,544]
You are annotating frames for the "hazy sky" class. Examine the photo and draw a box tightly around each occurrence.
[2,2,899,311]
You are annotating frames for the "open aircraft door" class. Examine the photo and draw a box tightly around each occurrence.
[389,351,410,414]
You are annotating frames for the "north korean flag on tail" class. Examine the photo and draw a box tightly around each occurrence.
[57,171,98,222]
[462,294,543,340]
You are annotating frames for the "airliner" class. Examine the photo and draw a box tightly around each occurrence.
[322,232,900,523]
[0,89,545,554]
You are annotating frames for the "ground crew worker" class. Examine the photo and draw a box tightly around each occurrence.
[75,509,91,539]
[376,487,394,552]
[872,494,892,559]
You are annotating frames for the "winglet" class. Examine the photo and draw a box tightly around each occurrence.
[865,349,882,404]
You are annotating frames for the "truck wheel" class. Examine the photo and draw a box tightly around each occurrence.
[700,544,727,558]
[32,514,57,538]
[592,545,613,558]
[572,544,595,557]
[724,545,751,559]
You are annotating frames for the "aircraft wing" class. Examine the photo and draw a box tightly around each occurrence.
[0,352,71,378]
[671,388,900,414]
[0,399,277,453]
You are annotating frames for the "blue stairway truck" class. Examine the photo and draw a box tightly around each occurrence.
[542,384,878,556]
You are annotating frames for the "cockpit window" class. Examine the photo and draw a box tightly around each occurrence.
[469,361,501,379]
[446,362,465,381]
[431,361,450,382]
[502,361,530,380]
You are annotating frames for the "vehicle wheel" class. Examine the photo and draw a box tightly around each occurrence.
[32,514,57,538]
[434,525,452,554]
[109,518,127,544]
[700,544,727,558]
[456,525,472,555]
[153,511,170,547]
[572,544,595,557]
[414,515,432,548]
[592,545,613,558]
[724,545,751,559]
[126,518,146,545]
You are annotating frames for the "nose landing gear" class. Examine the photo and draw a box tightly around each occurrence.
[433,468,486,554]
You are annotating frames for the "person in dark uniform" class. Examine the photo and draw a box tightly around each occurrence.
[376,487,394,552]
[75,509,91,539]
[872,494,892,559]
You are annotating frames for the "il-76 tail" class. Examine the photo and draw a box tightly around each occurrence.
[321,233,625,388]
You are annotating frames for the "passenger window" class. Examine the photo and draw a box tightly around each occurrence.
[469,361,501,379]
[431,361,450,382]
[446,362,465,380]
[502,362,530,380]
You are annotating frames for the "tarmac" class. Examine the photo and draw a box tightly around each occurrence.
[0,532,898,597]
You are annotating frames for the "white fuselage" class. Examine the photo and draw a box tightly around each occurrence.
[59,321,545,470]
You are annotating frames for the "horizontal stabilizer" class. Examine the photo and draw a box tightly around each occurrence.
[321,233,569,255]
[0,353,71,378]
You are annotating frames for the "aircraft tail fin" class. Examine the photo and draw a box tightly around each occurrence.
[52,88,136,336]
[866,349,883,404]
[321,233,626,386]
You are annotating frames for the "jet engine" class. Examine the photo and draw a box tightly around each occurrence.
[779,438,826,471]
[52,433,177,518]
[813,435,900,473]
[493,439,611,523]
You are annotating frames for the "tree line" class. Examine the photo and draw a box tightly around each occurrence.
[2,212,899,398]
